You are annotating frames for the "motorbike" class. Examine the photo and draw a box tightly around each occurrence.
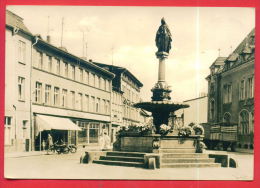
[47,143,77,154]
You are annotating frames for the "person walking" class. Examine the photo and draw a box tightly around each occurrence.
[100,132,111,151]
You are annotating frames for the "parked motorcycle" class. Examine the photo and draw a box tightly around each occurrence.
[47,143,69,154]
[47,143,77,154]
[68,144,77,153]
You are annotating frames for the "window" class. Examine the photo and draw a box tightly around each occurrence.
[56,59,60,75]
[36,51,43,69]
[105,80,110,91]
[45,85,51,105]
[79,68,83,82]
[4,116,12,145]
[47,55,52,72]
[70,91,75,109]
[84,95,89,111]
[239,110,249,135]
[101,99,106,114]
[5,116,12,126]
[64,62,68,77]
[247,77,254,98]
[96,98,100,113]
[223,84,232,104]
[71,65,75,80]
[89,73,95,86]
[209,99,215,120]
[95,75,100,88]
[100,78,105,90]
[18,40,26,64]
[85,71,89,85]
[107,100,110,115]
[61,89,67,107]
[91,96,95,112]
[35,82,42,103]
[54,87,60,106]
[78,93,83,110]
[239,80,245,100]
[223,113,231,123]
[18,77,25,101]
[22,120,28,138]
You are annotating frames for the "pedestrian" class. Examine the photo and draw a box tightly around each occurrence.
[100,132,111,151]
[46,133,53,154]
[42,140,46,151]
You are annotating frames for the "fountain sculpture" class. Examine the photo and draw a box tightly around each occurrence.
[91,19,224,169]
[134,18,189,134]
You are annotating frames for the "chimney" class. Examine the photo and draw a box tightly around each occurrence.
[47,35,51,43]
[89,59,93,63]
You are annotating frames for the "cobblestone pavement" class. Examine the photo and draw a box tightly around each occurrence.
[4,149,253,180]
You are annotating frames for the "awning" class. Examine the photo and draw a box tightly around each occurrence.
[36,115,81,132]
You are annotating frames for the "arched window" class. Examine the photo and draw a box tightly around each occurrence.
[250,111,254,134]
[239,110,249,135]
[210,99,215,120]
[223,112,231,123]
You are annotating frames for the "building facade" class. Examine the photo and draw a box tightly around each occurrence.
[31,39,114,150]
[5,10,114,152]
[93,63,148,132]
[206,29,255,149]
[5,10,33,152]
[183,94,208,127]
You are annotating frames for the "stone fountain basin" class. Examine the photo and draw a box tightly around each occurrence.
[119,134,203,153]
[133,101,189,112]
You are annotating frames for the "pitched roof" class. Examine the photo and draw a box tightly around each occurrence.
[210,56,226,68]
[94,62,143,87]
[6,9,32,34]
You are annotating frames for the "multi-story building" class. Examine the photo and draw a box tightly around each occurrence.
[206,28,255,149]
[31,38,114,150]
[5,10,115,152]
[5,10,33,152]
[93,63,147,134]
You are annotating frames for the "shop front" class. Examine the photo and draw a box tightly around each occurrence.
[77,121,110,146]
[34,114,81,151]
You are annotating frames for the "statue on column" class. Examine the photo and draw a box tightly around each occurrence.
[155,18,172,53]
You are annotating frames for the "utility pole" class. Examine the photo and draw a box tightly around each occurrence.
[82,31,85,57]
[85,42,88,60]
[60,17,64,47]
[218,48,221,57]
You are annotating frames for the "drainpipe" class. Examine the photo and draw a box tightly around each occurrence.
[12,105,17,150]
[30,36,39,151]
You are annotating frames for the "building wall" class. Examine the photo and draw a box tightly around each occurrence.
[31,44,113,148]
[183,96,208,126]
[5,29,32,152]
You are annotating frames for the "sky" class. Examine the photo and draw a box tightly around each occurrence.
[7,6,255,102]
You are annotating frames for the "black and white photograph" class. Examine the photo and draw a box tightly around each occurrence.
[4,6,255,180]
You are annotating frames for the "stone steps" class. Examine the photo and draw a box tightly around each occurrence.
[162,153,209,158]
[159,149,196,153]
[106,151,146,158]
[93,159,145,168]
[100,156,145,163]
[161,158,215,163]
[160,163,221,168]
